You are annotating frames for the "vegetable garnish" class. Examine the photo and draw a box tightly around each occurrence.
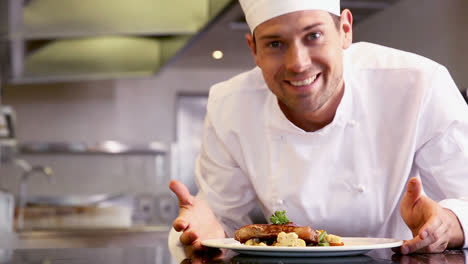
[270,210,290,225]
[317,230,329,246]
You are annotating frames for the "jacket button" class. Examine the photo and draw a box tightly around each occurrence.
[353,184,365,193]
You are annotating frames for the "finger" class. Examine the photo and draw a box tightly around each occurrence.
[402,222,448,255]
[392,239,407,253]
[419,216,442,240]
[169,180,194,207]
[173,217,189,232]
[422,221,448,253]
[405,177,423,202]
[424,240,447,253]
[415,216,449,253]
[191,239,205,252]
[401,233,433,254]
[392,245,404,253]
[180,229,199,246]
[183,245,195,259]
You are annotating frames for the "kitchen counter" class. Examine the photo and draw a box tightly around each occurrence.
[0,237,466,264]
[0,247,466,264]
[186,249,468,264]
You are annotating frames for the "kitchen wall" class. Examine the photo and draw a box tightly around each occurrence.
[353,0,468,93]
[0,0,7,99]
[0,4,255,198]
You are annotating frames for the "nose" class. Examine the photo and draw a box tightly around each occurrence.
[285,42,311,73]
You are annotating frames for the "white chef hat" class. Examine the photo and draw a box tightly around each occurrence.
[239,0,341,33]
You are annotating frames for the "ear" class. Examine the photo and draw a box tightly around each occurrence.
[246,33,256,55]
[245,33,260,66]
[340,9,353,49]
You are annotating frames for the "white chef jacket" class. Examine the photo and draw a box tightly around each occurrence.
[193,42,468,248]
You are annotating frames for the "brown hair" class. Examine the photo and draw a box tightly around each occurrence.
[330,13,341,29]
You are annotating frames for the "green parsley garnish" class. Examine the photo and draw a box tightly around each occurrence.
[270,210,290,225]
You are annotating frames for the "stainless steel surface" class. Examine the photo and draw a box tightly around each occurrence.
[0,249,13,263]
[15,191,177,230]
[20,141,168,155]
[5,246,175,264]
[16,160,54,230]
[175,95,208,195]
[17,225,171,238]
[0,190,14,232]
[0,106,17,164]
[25,193,125,207]
[132,192,178,226]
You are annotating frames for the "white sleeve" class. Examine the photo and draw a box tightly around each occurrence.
[414,65,468,248]
[439,199,468,248]
[167,227,185,263]
[194,113,258,237]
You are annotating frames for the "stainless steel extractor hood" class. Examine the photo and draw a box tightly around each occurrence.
[6,0,232,84]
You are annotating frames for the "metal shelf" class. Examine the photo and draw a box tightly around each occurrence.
[19,141,168,156]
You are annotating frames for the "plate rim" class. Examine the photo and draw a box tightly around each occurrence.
[201,237,403,253]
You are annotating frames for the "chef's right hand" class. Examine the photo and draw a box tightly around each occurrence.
[169,180,226,257]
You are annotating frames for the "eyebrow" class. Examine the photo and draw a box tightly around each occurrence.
[257,23,324,41]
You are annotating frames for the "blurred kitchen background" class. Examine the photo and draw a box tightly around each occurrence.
[0,0,467,249]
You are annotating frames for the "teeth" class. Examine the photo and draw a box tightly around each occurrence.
[290,75,317,86]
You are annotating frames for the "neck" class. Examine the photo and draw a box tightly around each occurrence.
[279,84,345,132]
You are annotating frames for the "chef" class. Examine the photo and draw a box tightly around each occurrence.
[169,0,468,257]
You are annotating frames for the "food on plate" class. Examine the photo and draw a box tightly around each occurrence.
[234,222,318,244]
[234,210,344,247]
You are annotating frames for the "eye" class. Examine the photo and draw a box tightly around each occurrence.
[306,32,322,41]
[268,41,282,49]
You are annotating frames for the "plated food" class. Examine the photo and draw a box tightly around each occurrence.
[234,211,343,247]
[203,211,402,256]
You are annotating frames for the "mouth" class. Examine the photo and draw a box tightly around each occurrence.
[286,73,320,87]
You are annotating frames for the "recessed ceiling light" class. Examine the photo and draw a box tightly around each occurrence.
[212,50,224,60]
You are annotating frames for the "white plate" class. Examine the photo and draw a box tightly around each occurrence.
[201,237,403,257]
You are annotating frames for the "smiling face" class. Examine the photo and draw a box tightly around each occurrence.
[247,10,353,129]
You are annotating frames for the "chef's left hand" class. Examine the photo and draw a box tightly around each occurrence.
[398,177,464,254]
